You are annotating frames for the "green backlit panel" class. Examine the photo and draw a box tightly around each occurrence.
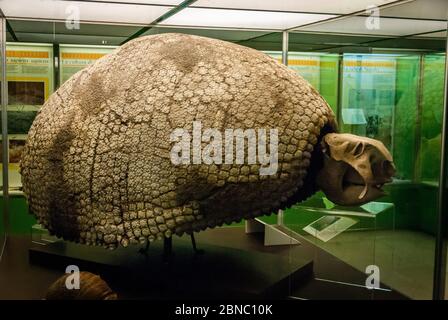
[264,51,339,113]
[340,54,397,151]
[0,195,36,234]
[268,52,444,236]
[418,54,446,183]
[319,54,339,114]
[393,55,420,180]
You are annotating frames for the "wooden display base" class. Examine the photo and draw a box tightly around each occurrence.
[29,235,313,299]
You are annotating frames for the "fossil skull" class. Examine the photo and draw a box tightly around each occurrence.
[316,133,395,206]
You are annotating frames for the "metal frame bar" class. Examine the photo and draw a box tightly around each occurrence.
[433,20,448,300]
[121,0,198,44]
[287,0,413,31]
[310,29,447,52]
[53,43,60,90]
[277,31,289,227]
[0,9,9,261]
[5,19,18,42]
[281,31,288,66]
[58,0,173,7]
[336,53,344,125]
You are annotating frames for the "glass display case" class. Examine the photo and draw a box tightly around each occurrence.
[0,14,6,261]
[0,0,447,301]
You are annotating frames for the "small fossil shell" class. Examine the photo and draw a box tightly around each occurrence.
[45,271,117,300]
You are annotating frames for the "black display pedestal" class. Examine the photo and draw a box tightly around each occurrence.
[29,235,313,299]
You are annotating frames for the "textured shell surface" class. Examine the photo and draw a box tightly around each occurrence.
[46,271,117,300]
[20,33,337,249]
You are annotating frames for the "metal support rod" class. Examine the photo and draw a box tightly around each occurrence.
[281,31,288,67]
[122,0,197,45]
[190,233,204,254]
[433,21,448,300]
[277,209,284,226]
[53,43,60,90]
[336,53,344,125]
[278,31,289,227]
[1,14,9,255]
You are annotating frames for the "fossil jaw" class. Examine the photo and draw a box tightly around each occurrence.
[316,133,395,206]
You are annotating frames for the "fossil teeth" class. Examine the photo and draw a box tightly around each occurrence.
[359,184,368,200]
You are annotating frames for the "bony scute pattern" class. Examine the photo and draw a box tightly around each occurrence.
[21,33,338,249]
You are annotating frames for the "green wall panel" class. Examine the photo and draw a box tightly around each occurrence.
[0,195,36,235]
[264,51,339,114]
[319,54,339,114]
[417,54,445,183]
[393,55,420,180]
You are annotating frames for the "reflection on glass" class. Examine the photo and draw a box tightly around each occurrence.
[341,54,397,150]
[418,54,445,184]
[394,55,420,181]
[265,51,339,112]
[275,49,446,299]
[2,43,116,192]
[59,45,116,84]
[0,11,444,300]
[1,43,53,193]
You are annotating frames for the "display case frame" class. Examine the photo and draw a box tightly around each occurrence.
[0,10,8,263]
[433,24,448,300]
[0,0,446,300]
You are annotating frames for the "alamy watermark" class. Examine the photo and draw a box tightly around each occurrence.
[65,3,80,30]
[365,264,380,289]
[65,265,80,290]
[170,121,279,175]
[365,5,380,30]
